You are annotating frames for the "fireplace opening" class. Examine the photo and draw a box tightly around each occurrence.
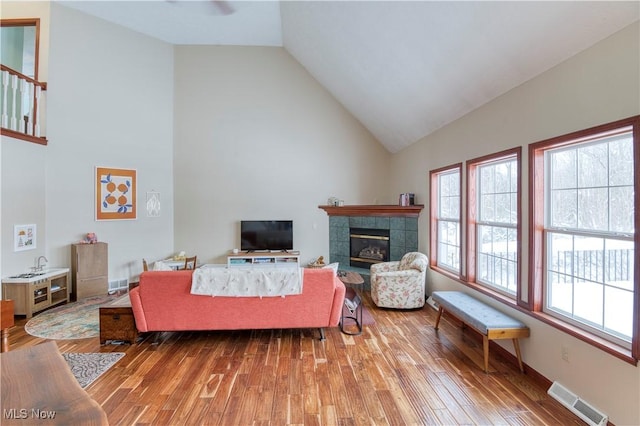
[350,228,390,269]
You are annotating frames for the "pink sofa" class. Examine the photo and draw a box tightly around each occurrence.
[129,268,346,340]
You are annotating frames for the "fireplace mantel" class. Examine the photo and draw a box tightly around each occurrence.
[318,204,424,217]
[323,205,421,281]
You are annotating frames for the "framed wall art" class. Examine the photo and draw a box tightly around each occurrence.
[96,166,137,220]
[14,224,36,252]
[146,191,161,217]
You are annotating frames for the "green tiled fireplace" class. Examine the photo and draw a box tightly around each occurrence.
[329,215,418,266]
[320,205,423,289]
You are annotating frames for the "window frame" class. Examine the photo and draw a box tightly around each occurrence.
[1,18,40,80]
[1,18,46,145]
[429,163,462,277]
[466,147,522,300]
[529,116,640,362]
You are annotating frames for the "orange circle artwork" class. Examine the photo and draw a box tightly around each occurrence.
[96,167,136,220]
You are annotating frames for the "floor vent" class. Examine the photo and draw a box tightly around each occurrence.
[547,381,608,426]
[108,278,128,293]
[426,295,439,311]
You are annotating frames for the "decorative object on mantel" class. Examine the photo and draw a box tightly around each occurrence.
[319,204,424,217]
[327,196,345,207]
[398,193,415,206]
[95,166,137,220]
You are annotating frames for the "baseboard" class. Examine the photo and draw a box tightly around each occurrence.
[491,341,552,388]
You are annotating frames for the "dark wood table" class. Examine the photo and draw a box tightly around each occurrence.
[1,300,14,353]
[1,341,108,425]
[338,271,365,287]
[99,294,138,344]
[338,271,364,335]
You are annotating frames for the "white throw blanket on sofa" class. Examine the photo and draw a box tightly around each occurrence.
[191,266,303,298]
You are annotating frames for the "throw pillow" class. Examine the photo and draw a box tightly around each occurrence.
[323,262,339,275]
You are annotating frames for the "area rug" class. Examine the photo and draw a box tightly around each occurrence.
[25,294,118,340]
[63,352,125,388]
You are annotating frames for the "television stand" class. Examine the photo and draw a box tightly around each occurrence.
[228,251,300,267]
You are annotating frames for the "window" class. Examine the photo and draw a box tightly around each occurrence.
[427,118,638,361]
[1,18,46,144]
[531,117,638,353]
[430,164,461,274]
[1,20,38,79]
[467,148,521,297]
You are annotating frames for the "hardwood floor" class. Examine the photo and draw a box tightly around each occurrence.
[6,292,584,425]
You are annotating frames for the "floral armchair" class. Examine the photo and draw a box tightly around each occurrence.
[370,252,428,309]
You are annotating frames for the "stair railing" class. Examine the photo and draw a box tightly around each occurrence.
[1,64,47,144]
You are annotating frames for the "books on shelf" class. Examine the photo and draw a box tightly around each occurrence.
[227,251,300,268]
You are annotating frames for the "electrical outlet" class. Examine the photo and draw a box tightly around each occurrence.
[561,345,569,362]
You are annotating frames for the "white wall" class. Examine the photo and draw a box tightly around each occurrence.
[1,3,175,283]
[1,2,51,278]
[390,22,640,425]
[1,138,47,275]
[2,5,389,279]
[173,46,390,265]
[43,4,175,282]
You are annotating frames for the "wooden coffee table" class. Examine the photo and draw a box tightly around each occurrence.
[338,271,364,335]
[99,294,138,344]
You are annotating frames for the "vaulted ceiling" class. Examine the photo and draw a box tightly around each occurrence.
[58,1,639,153]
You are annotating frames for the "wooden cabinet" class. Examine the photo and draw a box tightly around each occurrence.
[1,270,70,319]
[71,242,108,300]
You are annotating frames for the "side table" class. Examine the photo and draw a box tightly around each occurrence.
[99,294,138,344]
[338,271,364,335]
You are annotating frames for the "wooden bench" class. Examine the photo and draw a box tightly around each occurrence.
[432,291,529,373]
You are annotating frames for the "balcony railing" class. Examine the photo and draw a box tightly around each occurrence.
[1,64,47,144]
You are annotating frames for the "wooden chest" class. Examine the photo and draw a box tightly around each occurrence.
[99,295,138,344]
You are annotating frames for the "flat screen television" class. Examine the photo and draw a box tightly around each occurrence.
[240,220,293,252]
